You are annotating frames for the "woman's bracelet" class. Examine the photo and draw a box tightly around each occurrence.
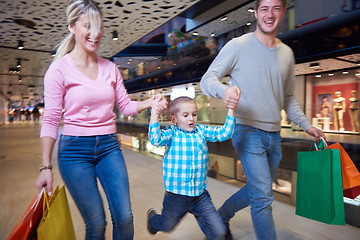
[39,164,53,172]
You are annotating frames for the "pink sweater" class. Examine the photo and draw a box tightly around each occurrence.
[40,54,138,139]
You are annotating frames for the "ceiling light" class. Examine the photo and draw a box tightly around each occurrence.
[192,32,199,36]
[246,22,251,26]
[18,76,22,82]
[342,71,348,74]
[112,31,118,41]
[328,73,334,76]
[248,8,255,13]
[17,58,21,68]
[18,40,24,49]
[315,75,322,78]
[51,50,56,57]
[309,62,320,68]
[9,67,20,73]
[220,16,228,21]
[210,33,215,37]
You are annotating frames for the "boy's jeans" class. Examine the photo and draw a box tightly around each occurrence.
[218,124,282,240]
[58,134,134,240]
[150,190,226,240]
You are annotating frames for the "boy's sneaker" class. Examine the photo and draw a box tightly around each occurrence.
[225,223,233,240]
[147,208,157,235]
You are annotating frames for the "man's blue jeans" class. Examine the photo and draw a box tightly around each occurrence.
[58,134,134,240]
[218,124,282,240]
[149,190,226,240]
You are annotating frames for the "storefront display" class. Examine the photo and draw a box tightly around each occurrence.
[349,90,360,132]
[311,68,359,133]
[235,159,292,196]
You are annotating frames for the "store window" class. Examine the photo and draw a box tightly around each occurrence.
[236,160,293,196]
[208,154,235,180]
[310,68,359,133]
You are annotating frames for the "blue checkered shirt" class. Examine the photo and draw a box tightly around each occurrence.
[148,115,235,196]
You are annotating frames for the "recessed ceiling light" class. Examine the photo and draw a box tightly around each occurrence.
[328,73,334,76]
[17,59,21,68]
[315,75,322,78]
[18,40,24,50]
[342,71,348,74]
[220,16,228,21]
[112,31,118,41]
[309,62,320,68]
[248,8,255,13]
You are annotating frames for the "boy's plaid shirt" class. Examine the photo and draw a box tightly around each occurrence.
[148,115,235,196]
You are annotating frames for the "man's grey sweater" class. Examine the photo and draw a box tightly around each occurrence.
[200,33,312,132]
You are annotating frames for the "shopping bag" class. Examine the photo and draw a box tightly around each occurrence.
[343,185,360,199]
[37,185,76,240]
[296,140,345,225]
[7,189,45,240]
[325,142,360,190]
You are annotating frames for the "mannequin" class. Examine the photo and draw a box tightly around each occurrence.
[349,89,359,132]
[333,91,346,131]
[320,96,331,117]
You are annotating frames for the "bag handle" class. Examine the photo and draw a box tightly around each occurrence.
[41,188,51,220]
[319,137,328,147]
[310,137,328,151]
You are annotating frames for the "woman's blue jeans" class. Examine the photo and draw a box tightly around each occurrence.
[218,124,282,240]
[149,190,226,240]
[58,134,134,240]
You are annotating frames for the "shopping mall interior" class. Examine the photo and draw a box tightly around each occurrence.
[1,0,360,239]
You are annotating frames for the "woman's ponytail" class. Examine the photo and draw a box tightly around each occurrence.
[53,33,75,61]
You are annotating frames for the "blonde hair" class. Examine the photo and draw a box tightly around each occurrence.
[170,96,195,115]
[53,0,103,61]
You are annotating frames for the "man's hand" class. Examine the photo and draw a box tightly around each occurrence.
[306,127,326,141]
[223,86,241,109]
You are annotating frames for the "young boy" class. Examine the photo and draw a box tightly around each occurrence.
[147,95,239,240]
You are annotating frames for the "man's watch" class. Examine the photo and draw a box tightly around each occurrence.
[39,164,53,172]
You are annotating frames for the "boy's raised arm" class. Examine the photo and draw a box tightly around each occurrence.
[149,94,167,125]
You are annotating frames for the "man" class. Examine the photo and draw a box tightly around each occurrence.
[200,0,325,239]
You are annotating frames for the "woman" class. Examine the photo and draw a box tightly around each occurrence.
[35,1,166,239]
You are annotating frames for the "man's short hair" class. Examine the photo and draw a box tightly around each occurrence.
[255,0,286,10]
[170,96,195,115]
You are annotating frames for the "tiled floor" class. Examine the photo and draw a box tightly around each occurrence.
[1,121,360,239]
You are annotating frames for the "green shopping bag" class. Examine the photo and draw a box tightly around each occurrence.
[296,140,345,225]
